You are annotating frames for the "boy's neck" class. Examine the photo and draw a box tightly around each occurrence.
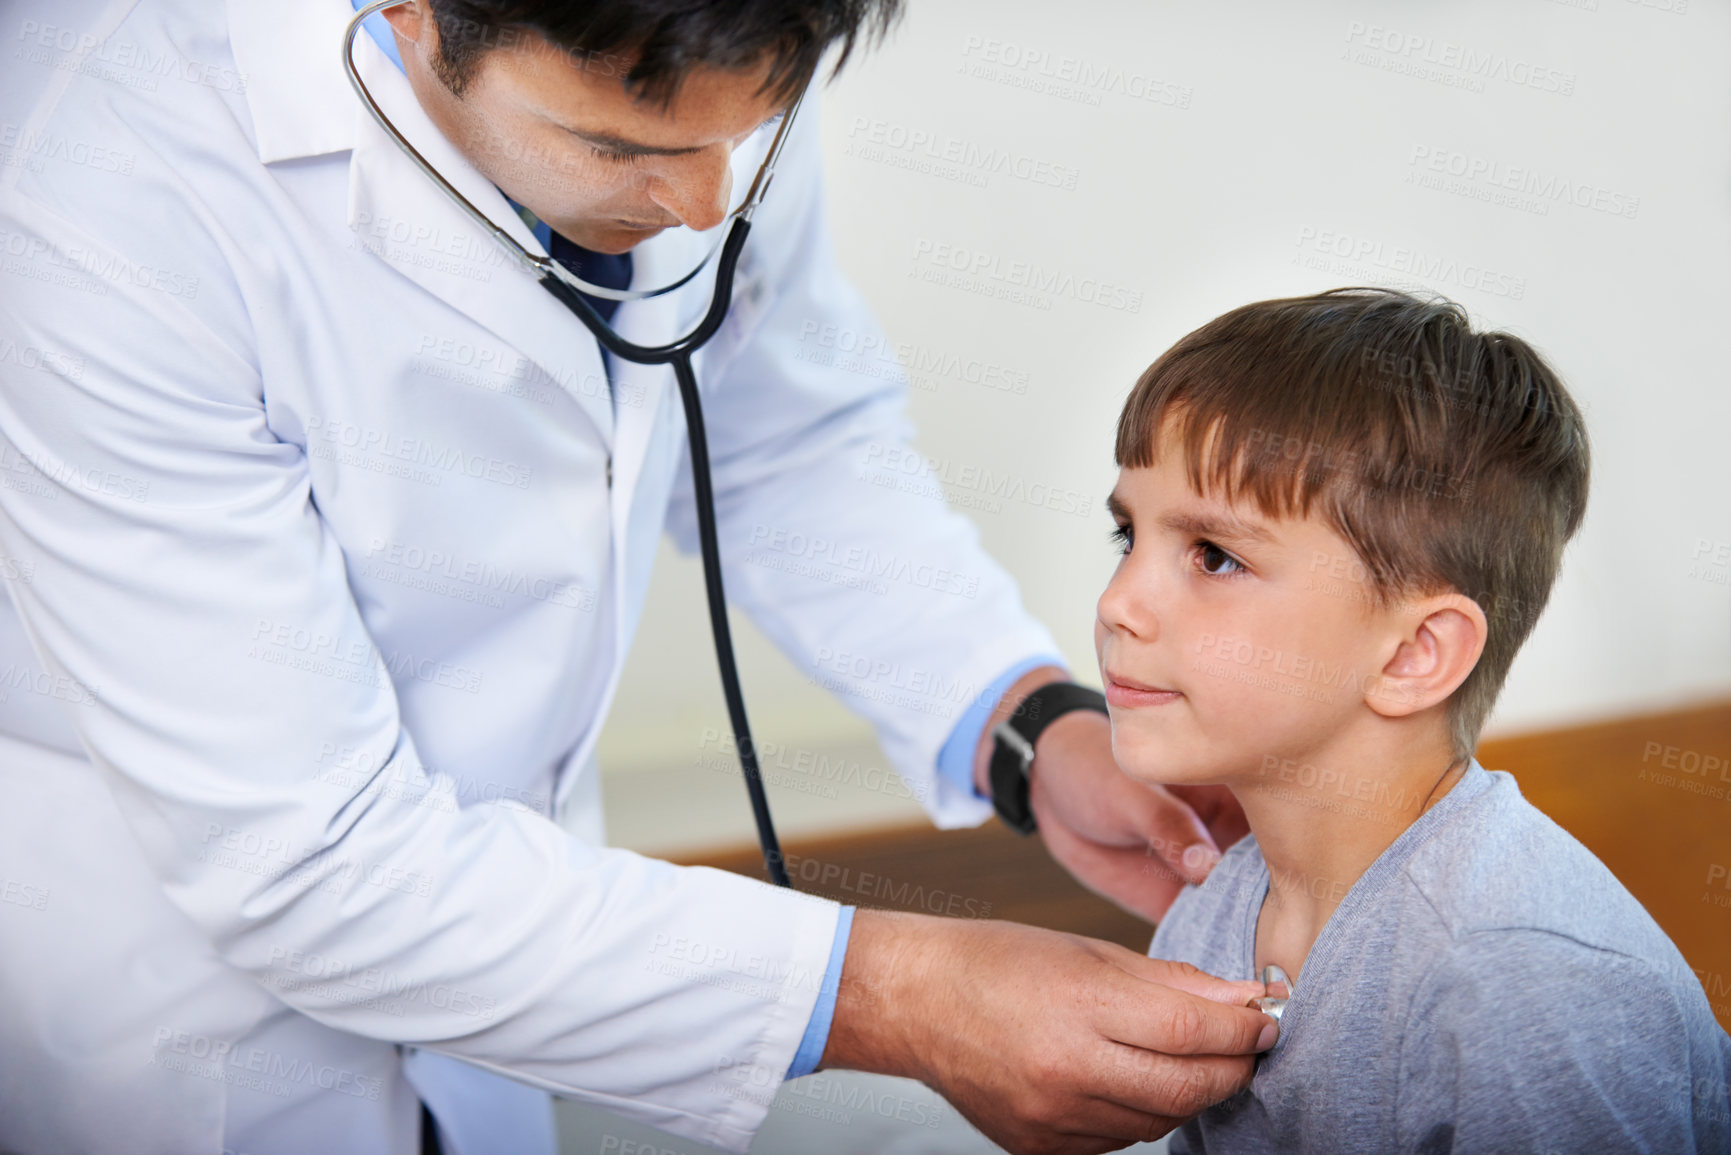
[1237,727,1468,983]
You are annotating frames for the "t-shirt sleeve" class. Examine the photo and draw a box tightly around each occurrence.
[1395,929,1725,1152]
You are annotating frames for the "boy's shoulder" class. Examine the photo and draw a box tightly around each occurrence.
[1389,770,1730,1148]
[1160,766,1730,1152]
[1399,767,1686,978]
[1155,766,1698,991]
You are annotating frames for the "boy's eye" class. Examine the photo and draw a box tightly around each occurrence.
[1109,523,1133,556]
[1197,541,1243,576]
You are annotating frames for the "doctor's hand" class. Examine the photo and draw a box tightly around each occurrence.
[974,667,1249,924]
[822,910,1276,1155]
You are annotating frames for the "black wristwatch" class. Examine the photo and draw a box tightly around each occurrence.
[988,682,1108,836]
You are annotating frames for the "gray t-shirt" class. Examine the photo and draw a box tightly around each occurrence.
[1150,763,1731,1153]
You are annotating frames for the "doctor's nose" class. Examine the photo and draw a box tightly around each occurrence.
[648,149,734,233]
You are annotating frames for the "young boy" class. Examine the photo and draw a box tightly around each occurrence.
[1096,288,1730,1151]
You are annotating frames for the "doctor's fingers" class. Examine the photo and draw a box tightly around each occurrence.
[1058,1097,1189,1151]
[1166,783,1251,852]
[1089,1043,1256,1122]
[970,1087,1185,1155]
[1131,784,1227,887]
[1088,958,1278,1057]
[1084,939,1273,1020]
[1113,950,1271,1010]
[993,1104,1185,1155]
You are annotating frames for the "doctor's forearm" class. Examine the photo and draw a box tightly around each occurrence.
[818,908,928,1077]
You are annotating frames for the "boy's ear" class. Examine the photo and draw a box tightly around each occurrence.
[1366,592,1488,720]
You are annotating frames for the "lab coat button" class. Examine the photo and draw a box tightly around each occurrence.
[605,458,613,488]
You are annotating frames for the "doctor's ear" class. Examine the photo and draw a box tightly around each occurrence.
[1364,592,1488,720]
[378,1,431,48]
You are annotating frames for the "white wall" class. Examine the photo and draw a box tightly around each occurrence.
[598,0,1731,852]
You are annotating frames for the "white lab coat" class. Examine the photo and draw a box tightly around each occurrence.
[0,1,1059,1153]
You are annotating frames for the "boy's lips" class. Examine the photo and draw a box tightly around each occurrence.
[1103,671,1182,708]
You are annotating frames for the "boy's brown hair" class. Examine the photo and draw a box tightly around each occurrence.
[1115,287,1590,757]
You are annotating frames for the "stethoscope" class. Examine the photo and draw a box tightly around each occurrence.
[1252,965,1292,1024]
[343,0,802,887]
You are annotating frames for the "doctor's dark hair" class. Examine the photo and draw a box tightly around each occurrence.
[424,0,902,103]
[1114,288,1590,758]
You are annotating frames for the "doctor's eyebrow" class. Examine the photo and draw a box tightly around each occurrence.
[556,125,703,157]
[552,109,791,158]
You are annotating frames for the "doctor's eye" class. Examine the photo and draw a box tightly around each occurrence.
[1195,540,1245,577]
[591,147,644,167]
[1109,523,1133,556]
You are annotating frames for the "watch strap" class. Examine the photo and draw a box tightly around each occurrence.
[988,682,1108,835]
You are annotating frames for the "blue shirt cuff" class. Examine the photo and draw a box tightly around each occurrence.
[786,906,854,1079]
[934,655,1067,801]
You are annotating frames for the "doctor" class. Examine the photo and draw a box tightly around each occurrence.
[0,1,1275,1153]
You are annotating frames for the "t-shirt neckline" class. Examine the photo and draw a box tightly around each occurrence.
[1237,759,1494,1057]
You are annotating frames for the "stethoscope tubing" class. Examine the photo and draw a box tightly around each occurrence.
[541,224,794,888]
[342,2,796,888]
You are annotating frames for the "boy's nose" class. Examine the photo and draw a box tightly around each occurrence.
[1097,564,1157,641]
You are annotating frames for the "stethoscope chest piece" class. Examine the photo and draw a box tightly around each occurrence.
[1250,963,1293,1022]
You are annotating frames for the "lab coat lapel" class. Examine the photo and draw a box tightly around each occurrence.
[544,233,694,818]
[344,31,616,449]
